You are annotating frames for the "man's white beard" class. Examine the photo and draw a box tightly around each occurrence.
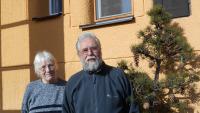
[81,58,102,72]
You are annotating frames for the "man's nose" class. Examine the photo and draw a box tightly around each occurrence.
[87,48,93,55]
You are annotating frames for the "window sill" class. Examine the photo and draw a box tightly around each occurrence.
[79,16,135,29]
[32,12,62,21]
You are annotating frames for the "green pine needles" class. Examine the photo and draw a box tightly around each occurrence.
[118,5,200,113]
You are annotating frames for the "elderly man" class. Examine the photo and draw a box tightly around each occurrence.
[62,32,139,113]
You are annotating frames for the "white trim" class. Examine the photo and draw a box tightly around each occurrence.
[99,12,131,19]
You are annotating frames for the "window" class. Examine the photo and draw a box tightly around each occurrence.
[49,0,62,15]
[95,0,132,21]
[80,0,134,29]
[32,0,62,20]
[154,0,190,18]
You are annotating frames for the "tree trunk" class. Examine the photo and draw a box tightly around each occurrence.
[154,59,161,81]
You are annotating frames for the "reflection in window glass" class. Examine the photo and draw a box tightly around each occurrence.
[96,0,131,19]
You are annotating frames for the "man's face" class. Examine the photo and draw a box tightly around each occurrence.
[78,38,102,71]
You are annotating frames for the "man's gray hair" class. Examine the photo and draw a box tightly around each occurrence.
[33,51,58,77]
[76,32,101,52]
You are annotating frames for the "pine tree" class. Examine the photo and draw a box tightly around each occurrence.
[118,5,200,113]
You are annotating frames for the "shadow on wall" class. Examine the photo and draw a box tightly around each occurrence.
[28,0,65,81]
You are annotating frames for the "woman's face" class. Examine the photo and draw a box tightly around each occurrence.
[38,60,57,84]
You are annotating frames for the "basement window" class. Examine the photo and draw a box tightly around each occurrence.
[154,0,190,18]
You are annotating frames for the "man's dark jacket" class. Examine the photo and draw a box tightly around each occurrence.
[62,63,139,113]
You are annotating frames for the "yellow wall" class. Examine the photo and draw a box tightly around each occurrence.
[0,0,66,112]
[0,0,200,112]
[2,69,30,110]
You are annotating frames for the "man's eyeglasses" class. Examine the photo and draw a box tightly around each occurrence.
[80,46,99,55]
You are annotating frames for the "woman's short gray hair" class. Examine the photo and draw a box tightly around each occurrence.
[76,32,101,52]
[33,51,58,77]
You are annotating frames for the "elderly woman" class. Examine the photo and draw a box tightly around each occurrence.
[21,51,67,113]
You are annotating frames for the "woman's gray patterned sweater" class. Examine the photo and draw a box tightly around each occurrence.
[21,79,66,113]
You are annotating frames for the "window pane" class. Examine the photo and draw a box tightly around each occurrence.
[154,0,190,18]
[96,0,131,19]
[49,0,62,15]
[163,0,190,18]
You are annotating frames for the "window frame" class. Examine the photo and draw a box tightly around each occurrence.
[94,0,134,22]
